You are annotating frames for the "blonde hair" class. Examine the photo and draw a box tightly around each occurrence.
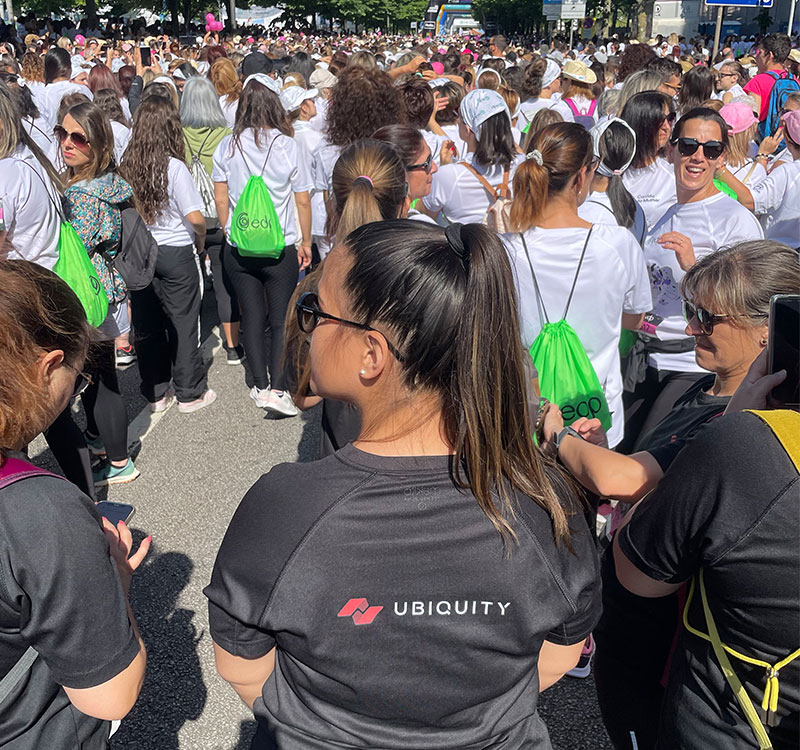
[562,79,594,100]
[498,86,519,120]
[726,123,757,167]
[210,58,241,104]
[522,107,563,151]
[282,72,305,89]
[681,241,800,326]
[328,139,408,241]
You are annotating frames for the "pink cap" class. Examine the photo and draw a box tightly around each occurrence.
[782,109,800,143]
[720,101,758,135]
[74,34,86,46]
[431,61,444,75]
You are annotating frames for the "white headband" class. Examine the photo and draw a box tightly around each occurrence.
[590,117,637,177]
[542,59,561,88]
[243,72,281,95]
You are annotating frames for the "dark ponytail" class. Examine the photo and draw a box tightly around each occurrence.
[474,110,516,170]
[595,120,637,229]
[342,219,575,545]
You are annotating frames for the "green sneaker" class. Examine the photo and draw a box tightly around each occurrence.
[83,431,106,456]
[93,459,140,487]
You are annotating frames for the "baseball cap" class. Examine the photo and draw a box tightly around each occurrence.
[309,68,337,89]
[720,102,758,135]
[241,51,273,77]
[280,85,318,112]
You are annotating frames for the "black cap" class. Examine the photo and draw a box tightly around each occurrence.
[240,51,273,77]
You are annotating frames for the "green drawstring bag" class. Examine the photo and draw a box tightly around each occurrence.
[53,220,109,328]
[521,227,612,432]
[229,137,285,258]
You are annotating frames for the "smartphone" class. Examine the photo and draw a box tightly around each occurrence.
[768,294,800,407]
[140,46,151,66]
[96,501,135,526]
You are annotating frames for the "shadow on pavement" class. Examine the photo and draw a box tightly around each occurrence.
[111,544,207,750]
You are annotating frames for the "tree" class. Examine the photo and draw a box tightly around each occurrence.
[754,9,772,34]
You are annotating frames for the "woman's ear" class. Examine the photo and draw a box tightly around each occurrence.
[39,349,65,387]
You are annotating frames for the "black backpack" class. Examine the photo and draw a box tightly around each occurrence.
[96,202,159,291]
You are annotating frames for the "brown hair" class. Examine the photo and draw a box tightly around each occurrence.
[210,57,241,105]
[511,122,593,231]
[233,78,292,144]
[20,51,44,83]
[0,260,90,453]
[63,102,116,184]
[498,86,520,121]
[681,240,800,326]
[328,139,408,241]
[521,56,548,100]
[87,63,122,96]
[522,107,563,151]
[92,88,128,126]
[120,96,184,224]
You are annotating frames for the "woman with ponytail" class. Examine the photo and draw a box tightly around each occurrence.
[579,118,647,245]
[505,122,652,448]
[207,219,601,748]
[518,55,575,134]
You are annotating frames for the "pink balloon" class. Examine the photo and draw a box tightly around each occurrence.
[205,12,214,22]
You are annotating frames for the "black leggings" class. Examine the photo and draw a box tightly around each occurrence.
[42,408,95,500]
[205,227,240,325]
[81,340,129,462]
[223,242,299,391]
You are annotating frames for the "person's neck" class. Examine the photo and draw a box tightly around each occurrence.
[535,191,590,228]
[354,393,451,457]
[590,174,609,194]
[766,63,784,73]
[676,180,718,204]
[709,367,749,397]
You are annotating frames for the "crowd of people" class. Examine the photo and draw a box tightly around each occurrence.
[0,18,798,750]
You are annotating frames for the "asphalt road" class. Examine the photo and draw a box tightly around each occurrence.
[28,289,613,750]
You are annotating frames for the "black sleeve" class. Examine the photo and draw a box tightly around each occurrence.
[544,508,602,645]
[618,414,748,584]
[127,76,143,116]
[647,440,684,473]
[0,477,140,689]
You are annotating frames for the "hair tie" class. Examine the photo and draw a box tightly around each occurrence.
[354,175,373,188]
[445,222,470,271]
[527,149,544,166]
[612,168,623,176]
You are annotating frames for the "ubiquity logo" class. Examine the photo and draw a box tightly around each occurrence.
[338,598,383,625]
[337,597,512,625]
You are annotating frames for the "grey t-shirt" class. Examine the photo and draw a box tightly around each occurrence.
[0,472,140,750]
[205,445,601,749]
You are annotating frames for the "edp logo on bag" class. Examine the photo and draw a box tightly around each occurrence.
[235,212,275,232]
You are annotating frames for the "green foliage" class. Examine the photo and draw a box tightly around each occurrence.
[278,0,428,29]
[473,0,543,33]
[754,9,771,34]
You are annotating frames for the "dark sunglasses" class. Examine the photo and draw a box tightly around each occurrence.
[64,362,93,397]
[295,292,404,362]
[682,300,730,335]
[663,111,677,125]
[407,152,434,174]
[672,136,725,160]
[53,126,90,150]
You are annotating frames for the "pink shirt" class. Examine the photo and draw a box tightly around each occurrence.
[744,70,791,121]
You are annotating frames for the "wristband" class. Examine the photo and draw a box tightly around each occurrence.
[554,425,583,452]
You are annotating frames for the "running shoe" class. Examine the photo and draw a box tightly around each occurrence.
[115,345,136,366]
[226,345,246,365]
[265,390,298,418]
[93,459,140,487]
[249,385,272,409]
[83,431,106,456]
[149,389,175,413]
[177,389,218,413]
[567,634,595,679]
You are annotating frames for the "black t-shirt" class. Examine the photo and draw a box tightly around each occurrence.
[0,474,140,750]
[635,374,729,468]
[619,411,800,749]
[205,445,601,749]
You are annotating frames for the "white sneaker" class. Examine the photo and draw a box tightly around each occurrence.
[265,390,298,417]
[249,386,272,409]
[149,389,175,413]
[177,389,217,413]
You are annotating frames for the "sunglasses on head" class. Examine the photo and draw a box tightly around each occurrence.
[672,136,725,160]
[682,300,729,335]
[53,125,90,150]
[407,152,434,174]
[295,292,404,362]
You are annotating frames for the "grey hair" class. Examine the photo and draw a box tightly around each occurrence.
[179,76,227,129]
[616,71,667,115]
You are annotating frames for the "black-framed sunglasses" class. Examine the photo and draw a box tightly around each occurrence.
[63,362,93,397]
[407,152,434,174]
[663,111,677,125]
[295,292,404,362]
[672,136,725,160]
[682,300,730,335]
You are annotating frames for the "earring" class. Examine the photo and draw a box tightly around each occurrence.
[359,369,366,376]
[760,339,768,346]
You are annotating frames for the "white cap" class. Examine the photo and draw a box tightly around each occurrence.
[280,85,318,112]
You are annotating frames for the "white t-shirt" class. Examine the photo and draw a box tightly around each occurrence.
[42,80,93,127]
[219,95,238,129]
[751,158,800,249]
[22,115,59,165]
[643,192,764,373]
[578,190,647,246]
[730,158,767,186]
[622,158,677,230]
[440,123,468,162]
[310,96,329,133]
[505,223,652,448]
[561,95,597,125]
[423,153,524,225]
[212,128,313,248]
[0,145,61,270]
[311,140,341,250]
[518,97,576,131]
[293,121,325,238]
[110,121,131,165]
[146,157,204,246]
[421,129,450,166]
[711,83,746,101]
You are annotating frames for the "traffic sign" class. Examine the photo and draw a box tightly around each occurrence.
[561,0,586,18]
